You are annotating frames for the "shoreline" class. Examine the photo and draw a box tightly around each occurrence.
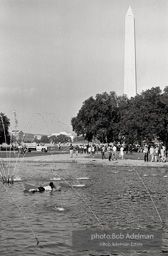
[1,153,168,167]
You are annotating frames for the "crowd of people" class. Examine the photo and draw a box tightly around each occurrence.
[68,143,126,160]
[143,144,167,162]
[68,142,167,163]
[69,143,100,157]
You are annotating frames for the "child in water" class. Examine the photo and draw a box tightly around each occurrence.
[29,182,61,193]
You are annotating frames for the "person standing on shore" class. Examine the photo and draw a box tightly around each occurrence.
[91,144,95,156]
[149,145,154,162]
[88,145,91,154]
[160,146,166,162]
[120,145,124,160]
[143,145,149,162]
[113,145,117,160]
[83,144,87,154]
[101,145,106,159]
[75,145,79,156]
[69,144,74,158]
[107,145,112,161]
[154,145,159,162]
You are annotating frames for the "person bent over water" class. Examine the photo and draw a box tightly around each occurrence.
[29,182,61,193]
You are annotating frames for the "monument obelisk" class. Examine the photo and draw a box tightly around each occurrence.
[124,6,137,97]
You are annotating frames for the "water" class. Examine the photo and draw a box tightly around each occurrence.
[1,162,168,255]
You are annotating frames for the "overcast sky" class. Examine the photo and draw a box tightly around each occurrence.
[0,0,168,134]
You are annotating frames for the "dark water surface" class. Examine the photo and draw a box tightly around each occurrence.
[1,162,168,256]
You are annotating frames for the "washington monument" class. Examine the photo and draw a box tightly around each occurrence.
[124,6,137,97]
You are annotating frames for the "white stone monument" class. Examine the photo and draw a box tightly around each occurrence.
[124,6,137,97]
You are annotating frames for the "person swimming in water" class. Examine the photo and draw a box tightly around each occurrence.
[29,182,61,193]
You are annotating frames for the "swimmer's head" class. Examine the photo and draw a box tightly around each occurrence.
[49,182,55,189]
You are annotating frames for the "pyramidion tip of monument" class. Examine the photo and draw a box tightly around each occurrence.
[126,6,134,17]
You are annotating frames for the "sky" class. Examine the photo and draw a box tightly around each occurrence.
[0,0,168,134]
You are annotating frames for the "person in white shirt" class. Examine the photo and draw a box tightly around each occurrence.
[154,146,159,162]
[149,146,154,162]
[120,146,124,160]
[160,146,166,162]
[113,145,117,160]
[29,182,61,193]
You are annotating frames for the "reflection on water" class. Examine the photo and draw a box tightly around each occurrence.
[1,162,168,255]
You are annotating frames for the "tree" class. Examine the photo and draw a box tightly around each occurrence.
[0,113,10,144]
[49,135,59,144]
[154,87,168,147]
[40,135,50,144]
[119,87,168,145]
[71,86,168,146]
[73,135,86,143]
[57,134,71,143]
[71,92,121,142]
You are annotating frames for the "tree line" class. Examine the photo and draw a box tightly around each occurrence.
[71,86,168,147]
